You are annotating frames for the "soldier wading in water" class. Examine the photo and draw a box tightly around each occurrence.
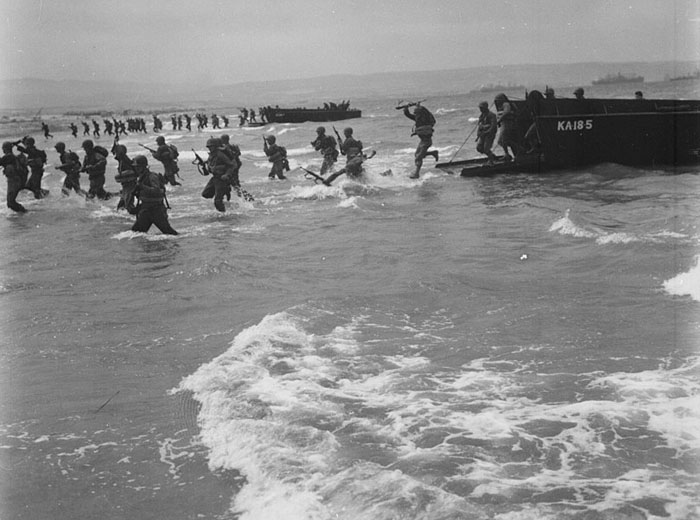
[310,126,338,176]
[200,137,235,212]
[402,102,438,179]
[131,155,178,235]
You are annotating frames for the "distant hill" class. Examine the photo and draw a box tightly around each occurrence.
[1,61,697,112]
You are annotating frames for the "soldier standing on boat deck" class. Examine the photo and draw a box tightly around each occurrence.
[494,93,519,162]
[476,102,498,166]
[310,126,339,175]
[403,102,439,179]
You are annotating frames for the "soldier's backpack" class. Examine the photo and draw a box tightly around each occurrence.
[422,106,436,127]
[169,144,179,160]
[93,145,110,158]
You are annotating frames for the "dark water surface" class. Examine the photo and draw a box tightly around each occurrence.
[1,85,699,519]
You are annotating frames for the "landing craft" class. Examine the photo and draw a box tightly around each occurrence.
[265,106,361,124]
[438,91,700,176]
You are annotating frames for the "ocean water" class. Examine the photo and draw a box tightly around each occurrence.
[1,82,699,520]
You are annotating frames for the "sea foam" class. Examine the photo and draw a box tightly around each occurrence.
[664,254,700,302]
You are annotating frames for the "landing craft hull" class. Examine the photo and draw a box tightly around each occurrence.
[439,97,700,176]
[528,99,700,168]
[266,109,362,124]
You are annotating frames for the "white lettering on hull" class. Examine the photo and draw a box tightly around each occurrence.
[556,120,594,131]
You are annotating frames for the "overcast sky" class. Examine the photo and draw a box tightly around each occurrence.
[2,0,699,84]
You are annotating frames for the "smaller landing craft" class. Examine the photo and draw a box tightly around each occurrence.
[265,107,361,124]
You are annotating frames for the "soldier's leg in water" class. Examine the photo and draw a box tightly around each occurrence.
[131,208,153,233]
[152,205,178,235]
[6,176,27,212]
[213,177,226,212]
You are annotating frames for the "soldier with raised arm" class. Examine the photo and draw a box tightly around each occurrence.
[402,102,438,179]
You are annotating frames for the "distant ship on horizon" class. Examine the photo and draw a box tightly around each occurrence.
[591,72,644,85]
[470,82,526,94]
[667,70,700,81]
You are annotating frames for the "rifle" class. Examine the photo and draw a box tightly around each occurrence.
[139,144,157,154]
[298,166,330,186]
[332,126,344,154]
[191,149,210,176]
[395,99,426,110]
[111,134,120,154]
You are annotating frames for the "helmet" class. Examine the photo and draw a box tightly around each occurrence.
[266,135,276,144]
[155,136,165,145]
[133,155,148,167]
[316,126,325,134]
[478,101,489,109]
[24,136,35,146]
[574,87,584,96]
[343,127,353,136]
[206,137,220,148]
[220,134,230,143]
[2,141,13,152]
[113,144,127,156]
[54,141,66,151]
[82,139,94,150]
[494,93,507,102]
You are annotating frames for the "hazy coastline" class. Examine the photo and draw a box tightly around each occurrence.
[2,60,699,113]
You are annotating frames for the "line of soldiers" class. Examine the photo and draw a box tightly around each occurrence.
[66,113,231,140]
[239,107,271,125]
[3,101,443,226]
[68,118,142,139]
[1,136,115,213]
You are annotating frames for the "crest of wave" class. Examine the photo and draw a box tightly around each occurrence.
[664,254,700,302]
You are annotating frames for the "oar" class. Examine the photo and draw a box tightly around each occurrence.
[446,122,478,164]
